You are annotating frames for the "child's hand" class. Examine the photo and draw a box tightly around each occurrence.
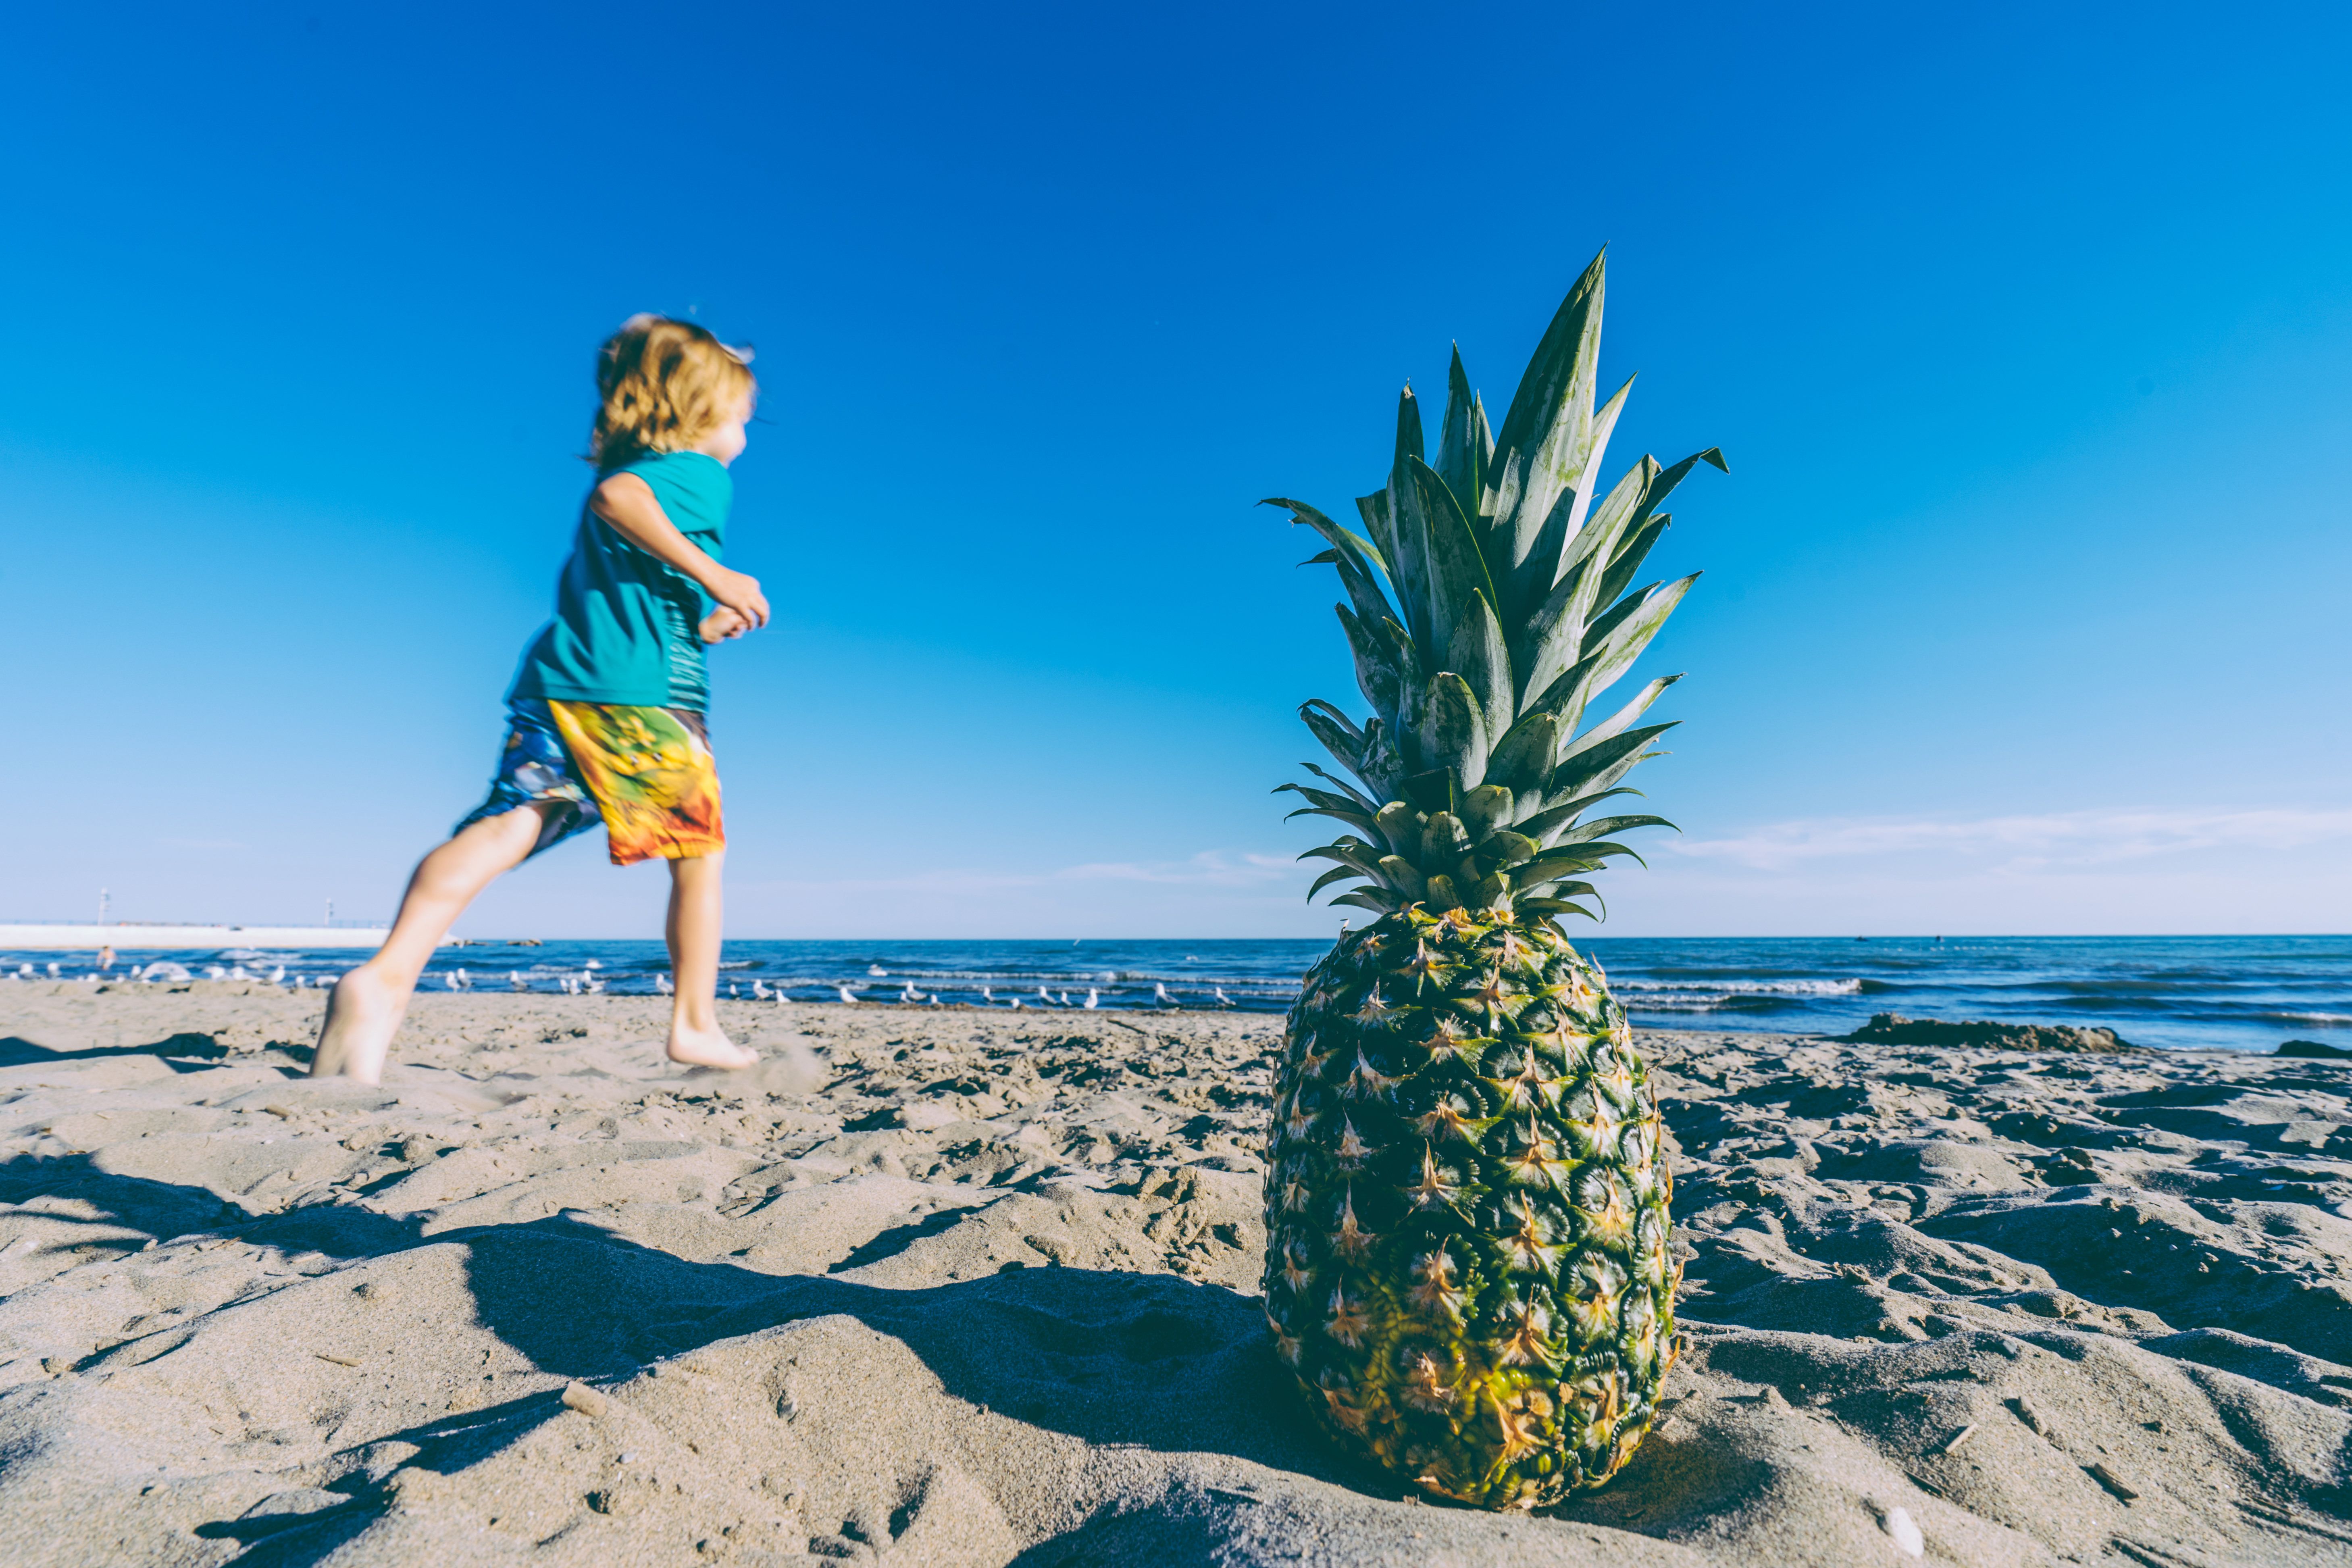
[699,607,750,643]
[704,567,771,630]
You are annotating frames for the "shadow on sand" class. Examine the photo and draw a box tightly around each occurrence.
[2,1152,1370,1564]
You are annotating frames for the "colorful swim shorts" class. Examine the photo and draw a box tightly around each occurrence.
[456,699,724,865]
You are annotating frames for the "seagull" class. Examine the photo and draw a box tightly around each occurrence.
[1037,986,1051,1003]
[751,979,769,999]
[1009,997,1023,1009]
[1083,989,1099,1010]
[657,973,674,995]
[268,966,286,985]
[838,985,858,1004]
[583,971,605,993]
[443,971,460,991]
[1154,982,1173,1004]
[1214,987,1233,1007]
[48,962,61,977]
[867,965,888,977]
[927,993,943,1006]
[1059,991,1072,1007]
[982,986,995,1003]
[728,981,739,998]
[510,970,528,991]
[900,983,919,1003]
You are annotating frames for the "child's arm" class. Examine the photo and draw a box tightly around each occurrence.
[590,474,770,629]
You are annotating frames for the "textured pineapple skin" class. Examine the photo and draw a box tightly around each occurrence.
[1262,906,1679,1510]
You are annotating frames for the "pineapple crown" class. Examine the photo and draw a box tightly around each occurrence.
[1269,249,1724,923]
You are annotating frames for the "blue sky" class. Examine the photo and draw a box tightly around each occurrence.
[4,1,2348,938]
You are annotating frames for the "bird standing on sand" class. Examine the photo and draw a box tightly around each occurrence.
[1214,987,1233,1007]
[1154,982,1173,1004]
[1083,989,1099,1010]
[982,986,995,1003]
[510,970,527,991]
[657,972,675,995]
[838,985,858,1004]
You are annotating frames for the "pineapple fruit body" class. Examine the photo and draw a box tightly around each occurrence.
[1259,249,1719,1506]
[1263,906,1676,1508]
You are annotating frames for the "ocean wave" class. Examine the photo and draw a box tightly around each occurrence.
[2271,1012,2352,1027]
[1617,978,1864,997]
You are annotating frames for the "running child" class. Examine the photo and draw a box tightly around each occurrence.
[312,315,768,1084]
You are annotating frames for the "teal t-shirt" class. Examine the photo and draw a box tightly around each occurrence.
[508,450,731,712]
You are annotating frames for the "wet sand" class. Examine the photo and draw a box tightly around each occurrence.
[1,980,2348,1564]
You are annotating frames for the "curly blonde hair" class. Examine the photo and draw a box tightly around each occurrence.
[587,314,756,470]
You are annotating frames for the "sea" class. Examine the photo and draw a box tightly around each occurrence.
[6,934,2347,1056]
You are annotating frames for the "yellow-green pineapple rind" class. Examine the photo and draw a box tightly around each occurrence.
[1262,906,1679,1510]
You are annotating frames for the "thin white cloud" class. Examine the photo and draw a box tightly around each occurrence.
[1055,851,1296,887]
[1669,806,2352,872]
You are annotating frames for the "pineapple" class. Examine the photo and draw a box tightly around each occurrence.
[1260,248,1722,1509]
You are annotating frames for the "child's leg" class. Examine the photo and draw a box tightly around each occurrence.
[311,804,550,1083]
[664,850,757,1069]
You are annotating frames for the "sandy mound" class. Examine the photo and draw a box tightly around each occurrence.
[0,983,2347,1564]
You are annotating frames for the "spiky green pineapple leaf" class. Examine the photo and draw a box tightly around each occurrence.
[1574,575,1699,710]
[1502,375,1633,625]
[1297,761,1379,812]
[1336,604,1404,721]
[1396,456,1497,663]
[1443,589,1514,736]
[1559,675,1681,765]
[1488,249,1607,590]
[1484,709,1559,795]
[1548,724,1676,803]
[1269,498,1394,628]
[1548,813,1675,846]
[1513,786,1643,842]
[1435,346,1492,544]
[1421,673,1489,793]
[1306,863,1364,899]
[1458,783,1514,839]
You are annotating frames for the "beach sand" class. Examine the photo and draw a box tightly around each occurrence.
[2,982,2348,1565]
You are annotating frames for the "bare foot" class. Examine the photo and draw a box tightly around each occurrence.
[668,1020,759,1070]
[311,968,409,1083]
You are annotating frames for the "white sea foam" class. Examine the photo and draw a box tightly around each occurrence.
[1618,978,1865,997]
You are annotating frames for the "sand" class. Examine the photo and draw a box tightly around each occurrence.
[1,980,2348,1566]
